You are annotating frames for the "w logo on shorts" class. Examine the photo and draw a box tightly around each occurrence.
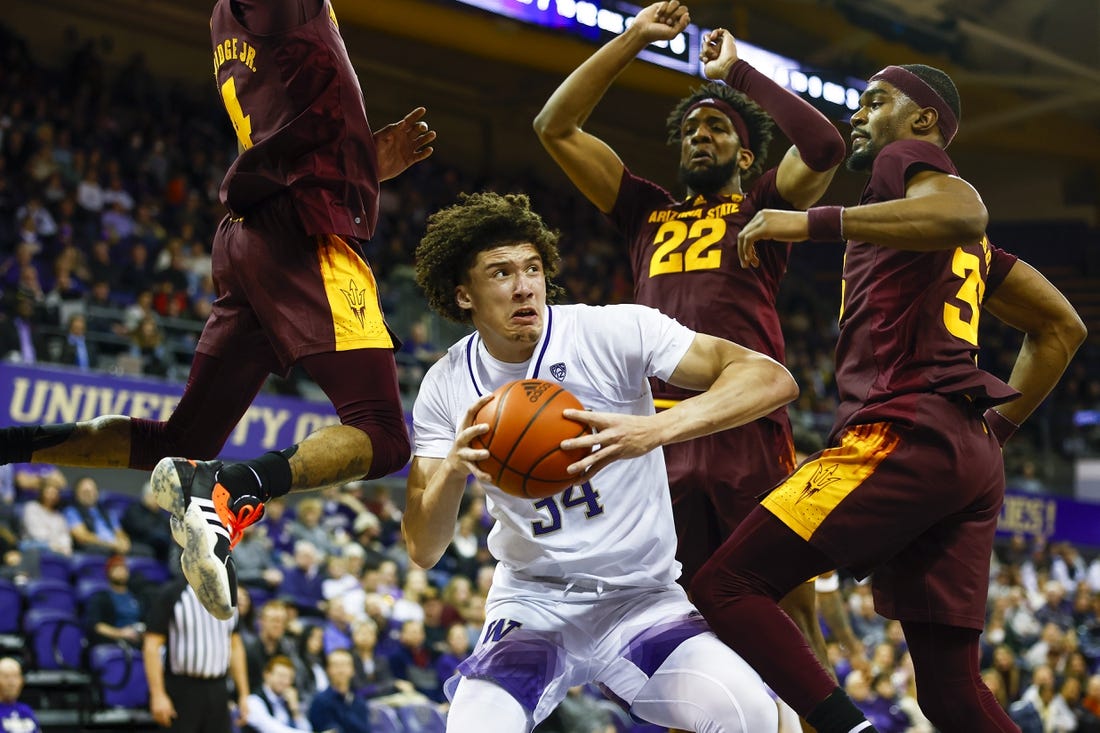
[482,618,523,643]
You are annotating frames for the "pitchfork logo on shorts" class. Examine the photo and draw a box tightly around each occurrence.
[549,362,567,381]
[796,462,841,504]
[339,279,368,329]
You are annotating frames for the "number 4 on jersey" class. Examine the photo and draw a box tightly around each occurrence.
[220,77,253,149]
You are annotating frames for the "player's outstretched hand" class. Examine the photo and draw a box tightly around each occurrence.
[560,409,659,478]
[375,106,436,182]
[700,27,740,80]
[631,2,691,45]
[448,394,493,483]
[737,209,810,268]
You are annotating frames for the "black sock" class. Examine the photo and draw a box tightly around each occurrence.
[0,424,75,464]
[806,688,878,733]
[218,450,293,503]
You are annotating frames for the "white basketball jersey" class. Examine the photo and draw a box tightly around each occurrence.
[413,303,696,588]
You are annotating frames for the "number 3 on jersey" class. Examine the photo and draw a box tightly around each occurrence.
[648,219,727,277]
[220,77,254,150]
[943,242,987,346]
[531,482,604,536]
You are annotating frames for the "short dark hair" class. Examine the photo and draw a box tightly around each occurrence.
[898,63,961,123]
[665,82,775,177]
[415,192,565,324]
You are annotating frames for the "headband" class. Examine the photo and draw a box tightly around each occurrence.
[869,65,959,146]
[681,98,751,151]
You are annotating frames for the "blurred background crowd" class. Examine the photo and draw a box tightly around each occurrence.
[1,6,1099,733]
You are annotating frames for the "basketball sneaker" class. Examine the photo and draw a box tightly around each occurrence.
[150,457,265,620]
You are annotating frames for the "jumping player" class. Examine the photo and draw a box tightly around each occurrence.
[692,64,1087,733]
[0,0,435,619]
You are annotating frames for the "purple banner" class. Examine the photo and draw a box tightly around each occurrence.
[998,491,1100,548]
[0,363,412,475]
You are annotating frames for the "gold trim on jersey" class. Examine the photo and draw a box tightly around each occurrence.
[653,398,681,410]
[762,423,900,540]
[317,235,393,350]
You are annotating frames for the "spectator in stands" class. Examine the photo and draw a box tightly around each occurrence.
[64,476,130,555]
[0,288,47,364]
[434,622,470,695]
[244,655,312,733]
[128,314,170,377]
[296,624,328,707]
[1078,674,1100,732]
[287,498,337,558]
[86,554,145,647]
[350,617,417,705]
[279,541,326,616]
[307,649,370,733]
[121,481,174,565]
[321,552,365,621]
[445,513,481,581]
[1019,663,1077,732]
[234,527,285,595]
[538,686,616,733]
[391,567,429,626]
[20,481,72,556]
[56,313,97,372]
[117,242,154,295]
[387,619,441,703]
[243,600,306,696]
[321,600,354,657]
[0,657,39,733]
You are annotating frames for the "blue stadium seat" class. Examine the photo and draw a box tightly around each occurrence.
[23,578,77,615]
[125,555,170,585]
[69,553,108,583]
[368,703,402,733]
[397,702,446,733]
[75,578,112,610]
[23,608,86,670]
[37,552,71,583]
[0,578,21,634]
[89,643,149,709]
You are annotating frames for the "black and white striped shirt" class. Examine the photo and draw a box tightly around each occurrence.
[148,579,238,679]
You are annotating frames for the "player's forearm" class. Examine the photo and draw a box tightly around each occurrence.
[534,24,648,139]
[994,327,1085,426]
[659,355,798,445]
[724,60,844,173]
[230,634,249,698]
[402,463,468,568]
[143,637,167,698]
[837,193,986,251]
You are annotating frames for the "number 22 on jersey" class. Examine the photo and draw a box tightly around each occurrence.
[648,219,727,277]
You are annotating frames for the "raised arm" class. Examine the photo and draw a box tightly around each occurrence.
[402,395,493,569]
[534,2,689,213]
[982,259,1086,434]
[700,28,844,209]
[562,333,798,475]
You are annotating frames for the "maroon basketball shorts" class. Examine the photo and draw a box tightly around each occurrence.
[199,195,394,375]
[664,417,796,588]
[761,394,1004,630]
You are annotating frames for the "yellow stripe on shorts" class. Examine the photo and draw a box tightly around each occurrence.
[317,235,393,350]
[762,423,900,540]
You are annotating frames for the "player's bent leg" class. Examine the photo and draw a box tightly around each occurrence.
[903,621,1019,733]
[447,678,530,733]
[629,632,779,733]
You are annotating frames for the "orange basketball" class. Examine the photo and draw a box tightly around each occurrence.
[472,379,590,499]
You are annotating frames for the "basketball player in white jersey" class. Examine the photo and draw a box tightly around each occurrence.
[405,192,799,732]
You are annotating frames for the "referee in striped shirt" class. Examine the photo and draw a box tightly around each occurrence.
[143,578,251,732]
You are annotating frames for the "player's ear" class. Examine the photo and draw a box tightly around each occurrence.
[737,146,754,172]
[455,286,473,312]
[912,107,939,137]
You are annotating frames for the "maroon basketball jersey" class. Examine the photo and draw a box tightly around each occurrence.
[210,0,379,240]
[832,139,1019,436]
[609,168,792,416]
